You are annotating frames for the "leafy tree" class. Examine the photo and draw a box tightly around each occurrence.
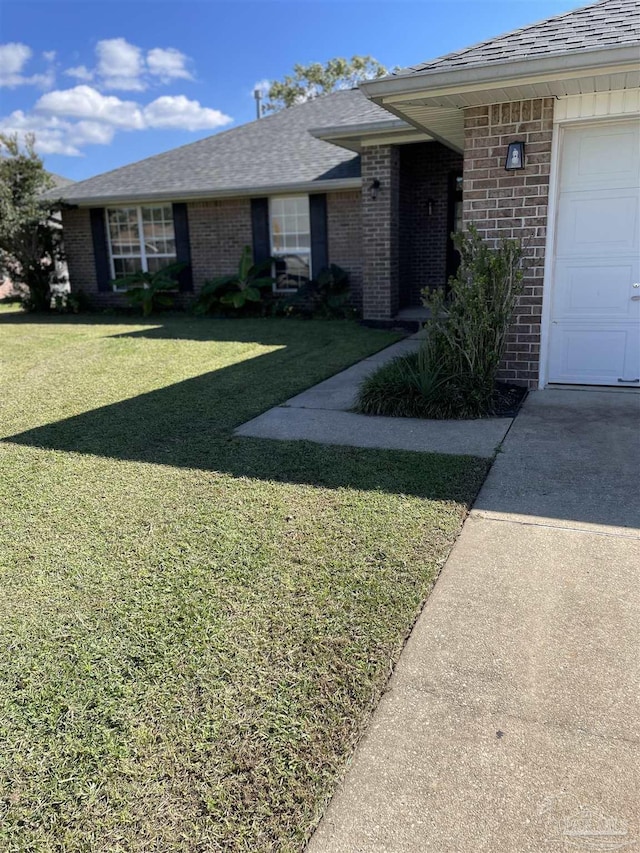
[0,133,66,312]
[264,56,388,112]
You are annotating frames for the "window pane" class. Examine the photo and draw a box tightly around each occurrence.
[113,256,142,279]
[142,207,175,257]
[273,253,310,291]
[270,196,311,288]
[147,255,177,274]
[108,207,141,259]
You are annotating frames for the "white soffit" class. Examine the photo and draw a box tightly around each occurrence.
[372,66,640,153]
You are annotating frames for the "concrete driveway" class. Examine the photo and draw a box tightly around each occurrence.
[308,389,640,853]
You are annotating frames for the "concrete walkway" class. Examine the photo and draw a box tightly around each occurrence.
[308,388,640,853]
[235,338,513,459]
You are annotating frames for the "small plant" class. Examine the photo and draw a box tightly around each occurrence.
[116,262,185,317]
[52,289,90,314]
[195,246,274,315]
[285,264,355,319]
[357,226,525,419]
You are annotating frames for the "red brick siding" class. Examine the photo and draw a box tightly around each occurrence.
[361,144,400,320]
[61,208,98,293]
[399,141,463,307]
[187,198,253,291]
[463,98,554,387]
[326,190,363,312]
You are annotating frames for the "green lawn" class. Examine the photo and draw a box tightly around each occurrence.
[0,310,488,852]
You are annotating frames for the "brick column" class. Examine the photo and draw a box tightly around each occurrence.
[361,144,400,321]
[463,98,554,387]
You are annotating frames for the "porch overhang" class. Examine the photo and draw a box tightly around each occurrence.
[360,44,640,152]
[309,119,433,152]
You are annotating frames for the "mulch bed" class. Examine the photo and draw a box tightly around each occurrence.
[491,382,528,418]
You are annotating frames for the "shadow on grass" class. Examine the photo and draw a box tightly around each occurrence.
[2,358,486,502]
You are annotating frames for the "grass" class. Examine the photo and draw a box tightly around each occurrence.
[0,309,488,852]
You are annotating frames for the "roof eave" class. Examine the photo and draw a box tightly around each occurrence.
[360,44,640,101]
[60,177,363,207]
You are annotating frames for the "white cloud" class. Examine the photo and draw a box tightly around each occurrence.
[3,85,232,156]
[62,39,197,92]
[143,95,230,131]
[43,50,56,62]
[65,65,94,82]
[147,47,193,83]
[0,110,111,156]
[35,85,145,129]
[0,42,54,88]
[96,38,145,91]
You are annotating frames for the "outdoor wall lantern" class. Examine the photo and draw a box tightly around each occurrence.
[505,141,525,171]
[369,179,381,200]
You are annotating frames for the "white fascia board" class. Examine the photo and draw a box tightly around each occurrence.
[309,118,411,140]
[63,178,363,207]
[360,45,640,104]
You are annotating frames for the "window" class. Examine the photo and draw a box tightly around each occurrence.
[106,205,176,290]
[269,196,311,291]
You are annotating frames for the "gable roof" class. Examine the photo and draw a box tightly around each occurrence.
[404,0,640,75]
[57,89,391,205]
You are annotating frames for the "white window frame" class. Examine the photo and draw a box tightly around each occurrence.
[105,205,176,292]
[269,195,312,293]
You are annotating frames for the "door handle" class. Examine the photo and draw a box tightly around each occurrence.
[631,295,640,302]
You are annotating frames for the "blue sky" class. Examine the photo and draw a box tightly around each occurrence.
[1,0,582,181]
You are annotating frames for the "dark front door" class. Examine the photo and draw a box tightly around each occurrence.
[445,172,463,285]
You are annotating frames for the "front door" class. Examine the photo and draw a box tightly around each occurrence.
[548,119,640,386]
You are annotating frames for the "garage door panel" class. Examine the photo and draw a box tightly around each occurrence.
[561,123,640,191]
[555,190,639,255]
[552,261,639,320]
[549,119,640,386]
[549,326,630,384]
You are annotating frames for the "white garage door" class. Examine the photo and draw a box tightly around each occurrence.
[548,119,640,386]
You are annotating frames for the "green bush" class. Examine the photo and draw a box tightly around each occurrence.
[284,264,356,319]
[115,262,186,317]
[195,246,274,315]
[357,227,524,419]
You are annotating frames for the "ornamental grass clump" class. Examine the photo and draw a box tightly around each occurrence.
[356,226,525,419]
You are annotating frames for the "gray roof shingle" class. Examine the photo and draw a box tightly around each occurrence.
[58,89,389,203]
[404,0,640,74]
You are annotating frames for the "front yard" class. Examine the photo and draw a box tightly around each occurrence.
[0,311,487,852]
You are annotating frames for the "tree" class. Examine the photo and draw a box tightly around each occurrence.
[0,133,65,312]
[264,56,388,112]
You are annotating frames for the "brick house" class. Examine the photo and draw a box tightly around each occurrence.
[57,0,640,388]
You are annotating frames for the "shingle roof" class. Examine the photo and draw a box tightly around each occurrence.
[58,89,390,203]
[48,172,74,188]
[404,0,640,74]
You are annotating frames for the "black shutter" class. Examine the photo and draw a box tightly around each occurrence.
[309,193,328,279]
[172,202,193,292]
[90,208,111,292]
[251,197,270,264]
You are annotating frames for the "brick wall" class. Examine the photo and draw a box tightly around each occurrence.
[326,190,363,312]
[399,141,463,307]
[62,208,127,309]
[63,192,364,310]
[188,198,253,291]
[361,145,400,320]
[463,98,554,387]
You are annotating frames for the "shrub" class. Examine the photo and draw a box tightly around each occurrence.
[116,262,186,317]
[284,264,355,319]
[52,289,90,314]
[356,227,524,419]
[195,246,274,315]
